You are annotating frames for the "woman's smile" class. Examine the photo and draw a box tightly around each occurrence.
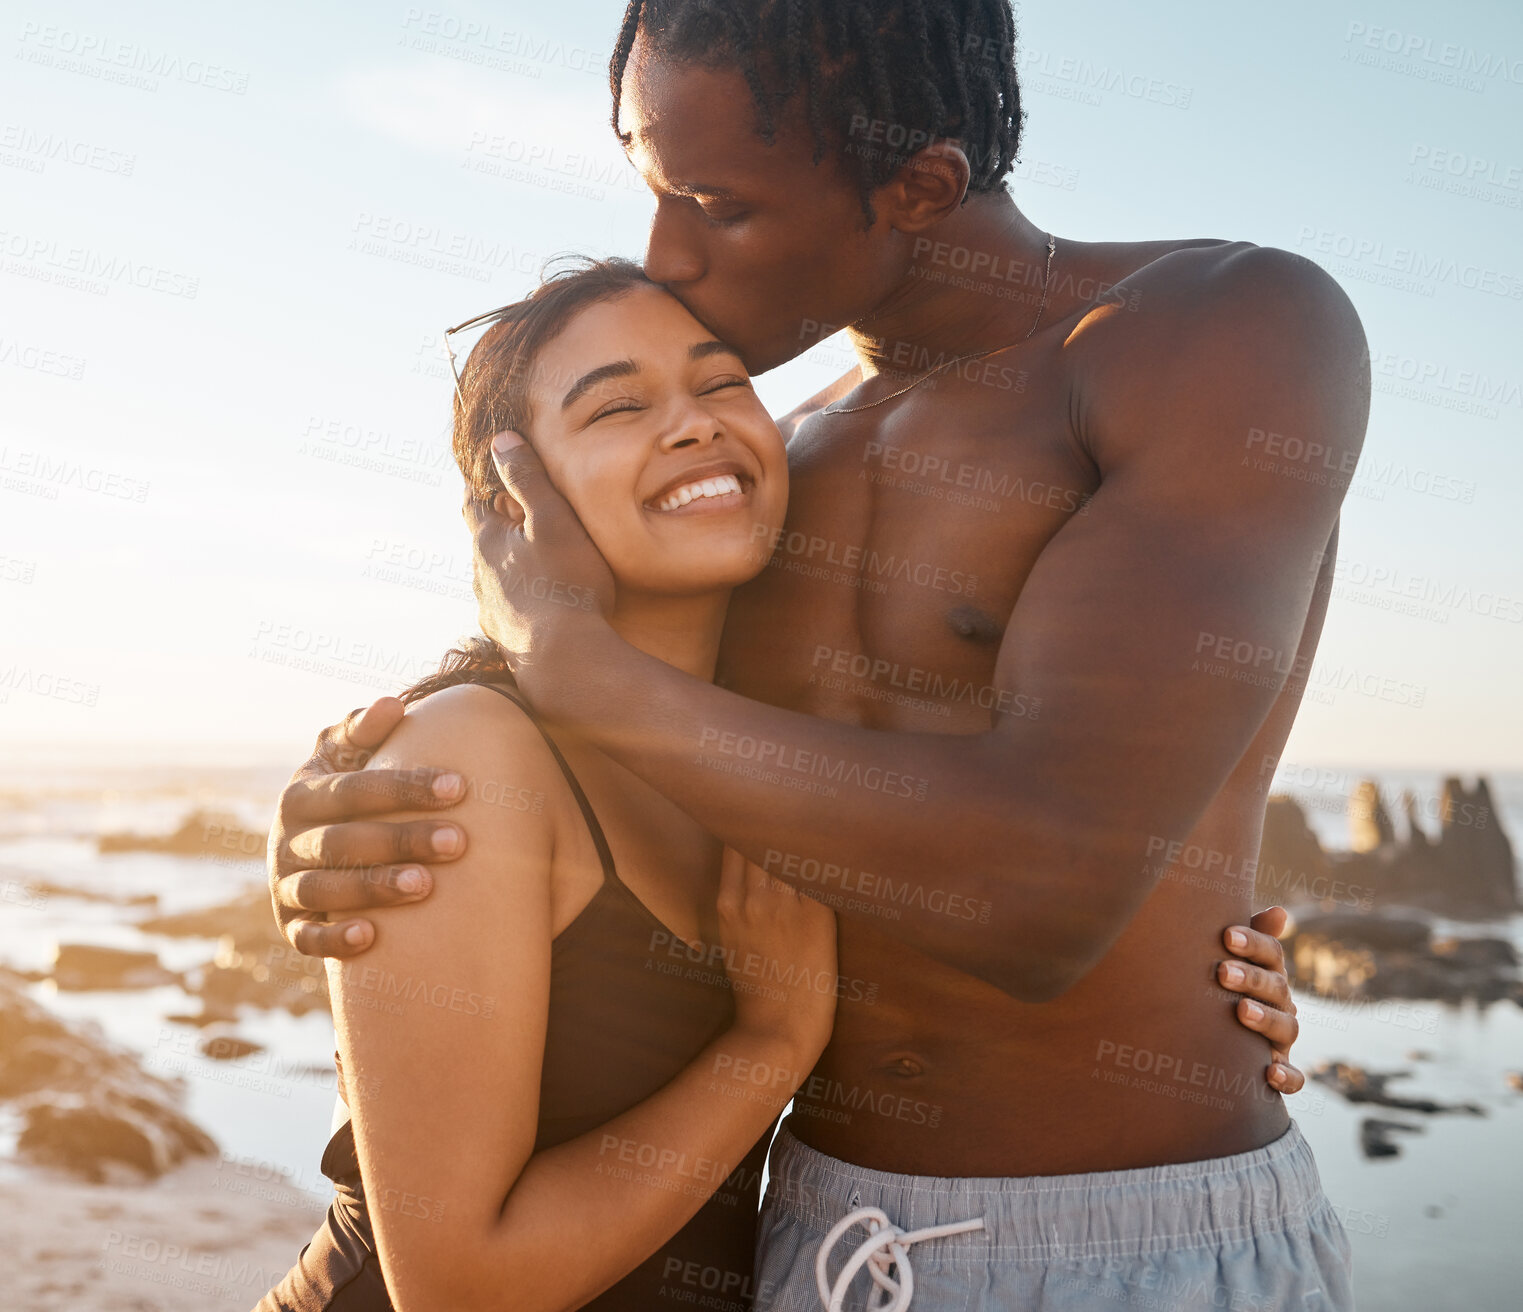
[644,462,755,516]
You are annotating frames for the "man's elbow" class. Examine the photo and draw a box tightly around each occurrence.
[976,947,1098,1004]
[967,881,1125,1002]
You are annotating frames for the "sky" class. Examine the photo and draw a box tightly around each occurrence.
[1,0,1520,771]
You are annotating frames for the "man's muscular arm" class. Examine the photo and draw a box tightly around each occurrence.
[492,245,1369,1001]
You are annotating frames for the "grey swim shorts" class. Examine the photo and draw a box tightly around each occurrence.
[754,1118,1353,1311]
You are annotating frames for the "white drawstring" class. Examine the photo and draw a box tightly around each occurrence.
[814,1205,986,1312]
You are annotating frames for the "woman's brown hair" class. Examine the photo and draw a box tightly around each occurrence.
[402,255,651,704]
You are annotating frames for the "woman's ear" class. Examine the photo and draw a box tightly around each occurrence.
[492,488,525,529]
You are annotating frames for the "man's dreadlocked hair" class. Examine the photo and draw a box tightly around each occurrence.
[609,0,1023,222]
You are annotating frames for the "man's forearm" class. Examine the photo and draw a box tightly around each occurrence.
[537,623,1173,1000]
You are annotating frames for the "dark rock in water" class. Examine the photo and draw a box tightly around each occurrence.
[140,890,330,1020]
[1359,1117,1424,1160]
[0,970,216,1180]
[1291,912,1431,952]
[98,809,268,861]
[50,943,179,992]
[198,1033,265,1061]
[1312,1061,1487,1116]
[1431,935,1517,969]
[1257,777,1518,919]
[139,888,279,953]
[18,1095,216,1180]
[1286,914,1521,1006]
[136,888,331,1019]
[23,878,158,907]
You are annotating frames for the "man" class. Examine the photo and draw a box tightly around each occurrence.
[270,2,1367,1308]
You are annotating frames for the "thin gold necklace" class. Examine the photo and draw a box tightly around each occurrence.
[822,234,1057,418]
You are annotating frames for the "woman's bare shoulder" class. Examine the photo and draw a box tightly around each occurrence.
[363,682,570,839]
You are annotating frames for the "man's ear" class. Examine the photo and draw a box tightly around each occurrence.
[878,141,971,233]
[492,488,526,529]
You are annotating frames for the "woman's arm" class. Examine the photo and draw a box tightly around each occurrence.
[334,685,833,1312]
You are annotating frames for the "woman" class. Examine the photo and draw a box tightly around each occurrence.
[260,258,1299,1312]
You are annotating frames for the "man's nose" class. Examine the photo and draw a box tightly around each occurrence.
[643,198,706,286]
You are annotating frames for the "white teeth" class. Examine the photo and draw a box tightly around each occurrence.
[654,473,744,511]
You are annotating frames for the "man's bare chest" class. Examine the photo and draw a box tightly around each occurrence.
[721,392,1098,731]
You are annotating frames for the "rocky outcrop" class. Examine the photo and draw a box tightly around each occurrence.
[1286,910,1522,1005]
[98,809,268,861]
[50,944,179,992]
[140,890,329,1020]
[1257,775,1518,918]
[1349,781,1396,853]
[0,970,216,1180]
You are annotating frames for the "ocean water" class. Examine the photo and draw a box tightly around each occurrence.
[0,760,1518,1308]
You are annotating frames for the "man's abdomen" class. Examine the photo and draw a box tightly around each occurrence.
[791,849,1289,1178]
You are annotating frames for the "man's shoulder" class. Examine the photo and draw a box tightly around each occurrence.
[1071,242,1366,445]
[1085,239,1357,341]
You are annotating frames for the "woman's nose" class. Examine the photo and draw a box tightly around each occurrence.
[643,198,706,286]
[660,397,721,451]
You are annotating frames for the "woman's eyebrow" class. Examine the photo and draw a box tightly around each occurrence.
[561,360,638,410]
[690,340,743,364]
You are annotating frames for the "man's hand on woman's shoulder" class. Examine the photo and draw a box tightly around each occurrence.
[267,695,467,959]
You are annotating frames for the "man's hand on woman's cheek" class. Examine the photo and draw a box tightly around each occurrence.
[469,432,615,709]
[267,697,467,959]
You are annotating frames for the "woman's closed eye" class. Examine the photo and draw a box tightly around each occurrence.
[587,396,646,423]
[698,375,751,397]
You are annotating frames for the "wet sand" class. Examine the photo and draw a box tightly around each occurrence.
[0,1157,325,1311]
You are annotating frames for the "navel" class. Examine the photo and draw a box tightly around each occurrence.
[946,605,1003,644]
